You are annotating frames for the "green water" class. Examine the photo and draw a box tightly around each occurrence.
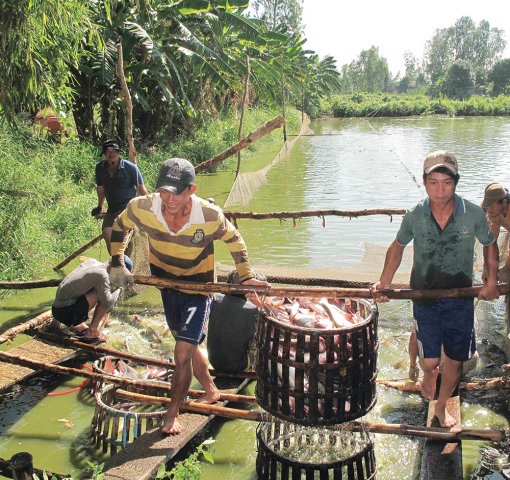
[2,116,510,479]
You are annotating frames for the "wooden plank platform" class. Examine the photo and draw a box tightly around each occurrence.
[420,382,462,480]
[0,338,76,391]
[103,379,249,480]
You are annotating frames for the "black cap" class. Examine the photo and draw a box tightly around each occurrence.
[101,139,120,155]
[156,158,195,195]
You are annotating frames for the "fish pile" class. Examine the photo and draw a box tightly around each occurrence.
[101,356,170,381]
[258,296,365,329]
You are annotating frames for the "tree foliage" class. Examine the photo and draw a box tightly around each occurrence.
[339,46,391,93]
[0,0,335,142]
[424,16,506,86]
[442,60,475,99]
[490,58,510,96]
[252,0,304,34]
[0,0,91,119]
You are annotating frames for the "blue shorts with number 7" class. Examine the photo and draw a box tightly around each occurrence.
[161,288,212,346]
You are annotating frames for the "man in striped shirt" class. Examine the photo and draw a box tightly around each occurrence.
[109,157,269,434]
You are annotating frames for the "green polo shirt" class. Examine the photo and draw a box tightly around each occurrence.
[396,194,495,291]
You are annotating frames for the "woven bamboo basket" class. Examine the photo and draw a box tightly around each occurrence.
[256,421,376,480]
[255,298,378,425]
[91,383,169,455]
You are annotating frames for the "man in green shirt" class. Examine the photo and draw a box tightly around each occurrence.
[373,150,499,427]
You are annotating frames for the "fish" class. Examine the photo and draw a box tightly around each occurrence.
[319,299,353,329]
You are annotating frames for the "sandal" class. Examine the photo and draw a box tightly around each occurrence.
[72,328,107,345]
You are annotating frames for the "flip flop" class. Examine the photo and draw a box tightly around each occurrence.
[71,328,107,345]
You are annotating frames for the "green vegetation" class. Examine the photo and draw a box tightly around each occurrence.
[337,16,510,99]
[321,93,510,118]
[155,440,215,479]
[0,106,300,282]
[1,0,336,141]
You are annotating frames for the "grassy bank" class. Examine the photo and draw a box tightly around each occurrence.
[0,106,301,282]
[319,93,510,117]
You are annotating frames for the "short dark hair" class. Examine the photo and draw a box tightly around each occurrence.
[423,166,460,185]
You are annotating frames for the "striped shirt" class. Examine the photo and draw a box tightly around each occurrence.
[111,193,254,293]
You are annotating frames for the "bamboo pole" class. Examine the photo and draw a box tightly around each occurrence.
[223,208,407,221]
[0,310,53,344]
[217,272,407,289]
[36,332,257,380]
[0,351,255,402]
[133,275,510,300]
[53,233,103,271]
[194,116,285,173]
[115,389,505,442]
[379,376,510,393]
[0,274,406,291]
[0,280,62,289]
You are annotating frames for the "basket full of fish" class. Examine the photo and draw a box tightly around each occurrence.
[255,296,378,426]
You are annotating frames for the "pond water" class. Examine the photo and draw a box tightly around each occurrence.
[1,116,510,479]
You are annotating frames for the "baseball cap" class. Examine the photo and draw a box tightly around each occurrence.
[156,158,195,195]
[423,150,458,175]
[101,139,120,155]
[481,182,508,208]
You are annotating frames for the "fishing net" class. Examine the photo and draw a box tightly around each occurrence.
[223,116,311,208]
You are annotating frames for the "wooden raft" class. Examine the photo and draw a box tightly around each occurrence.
[102,379,249,480]
[0,338,76,391]
[420,381,462,480]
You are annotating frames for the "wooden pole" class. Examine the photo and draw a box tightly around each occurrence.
[0,351,255,403]
[0,310,53,344]
[117,42,136,164]
[0,273,406,291]
[0,279,62,289]
[132,275,510,300]
[235,55,250,179]
[36,332,257,380]
[194,116,285,173]
[115,389,505,442]
[53,233,103,271]
[223,208,407,221]
[379,376,510,392]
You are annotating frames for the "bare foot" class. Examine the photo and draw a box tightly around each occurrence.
[434,406,457,428]
[196,387,221,404]
[421,367,439,400]
[408,365,419,382]
[161,415,182,435]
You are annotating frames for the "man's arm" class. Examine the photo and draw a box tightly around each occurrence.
[95,271,122,310]
[96,186,105,209]
[479,242,499,300]
[137,184,148,196]
[372,240,406,302]
[109,204,137,287]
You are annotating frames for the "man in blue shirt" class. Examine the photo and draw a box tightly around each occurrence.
[92,140,148,253]
[373,150,499,427]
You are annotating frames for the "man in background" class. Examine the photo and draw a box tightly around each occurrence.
[482,182,510,281]
[92,140,147,253]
